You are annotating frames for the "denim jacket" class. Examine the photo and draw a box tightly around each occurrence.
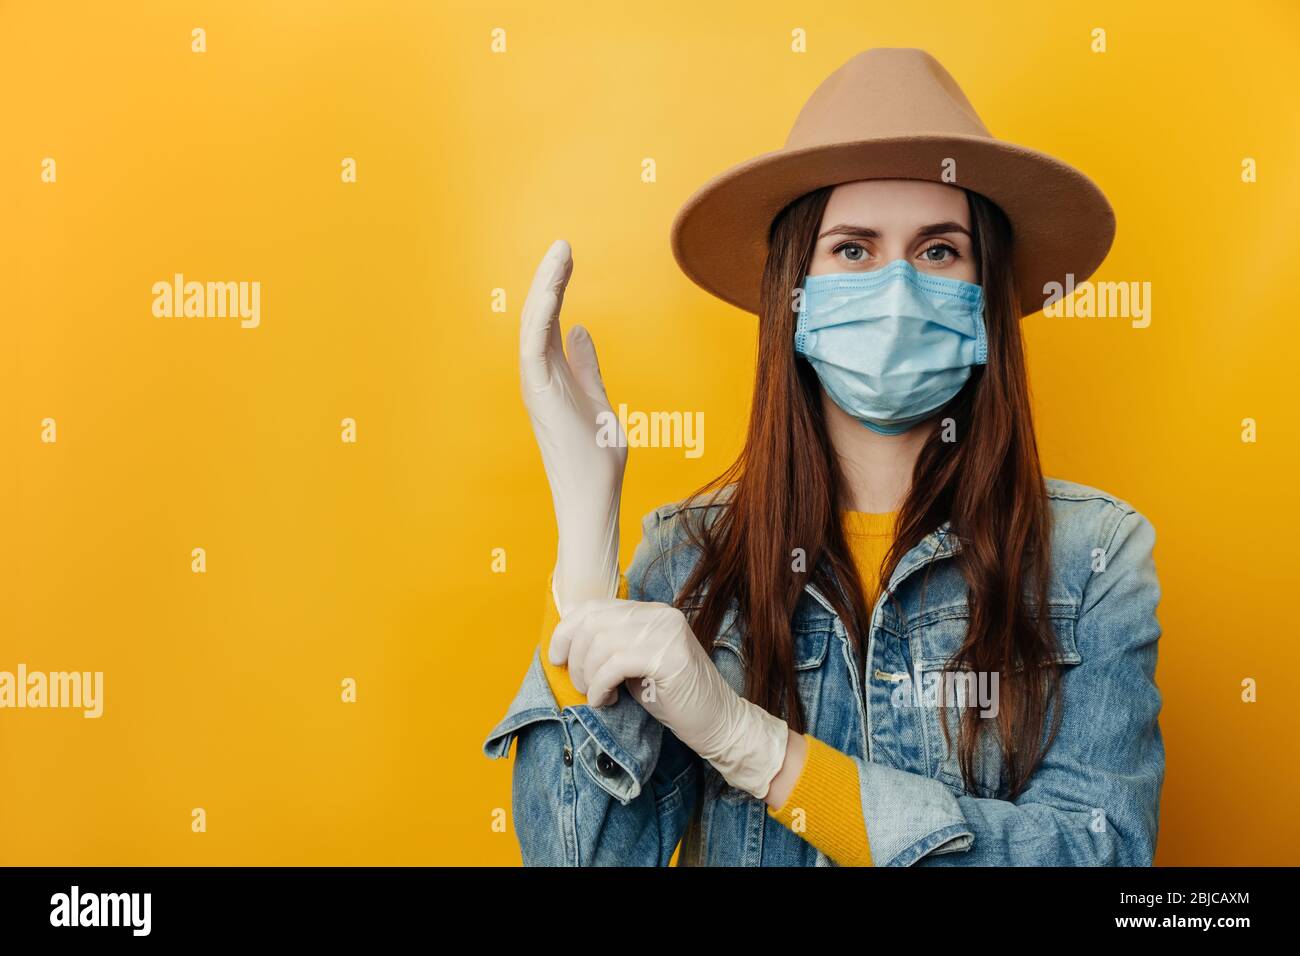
[482,477,1164,866]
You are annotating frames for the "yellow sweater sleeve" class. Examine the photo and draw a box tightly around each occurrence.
[767,734,873,866]
[538,573,628,710]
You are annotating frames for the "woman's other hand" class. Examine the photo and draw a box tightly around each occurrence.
[548,597,791,801]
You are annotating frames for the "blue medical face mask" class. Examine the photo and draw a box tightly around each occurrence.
[794,259,987,435]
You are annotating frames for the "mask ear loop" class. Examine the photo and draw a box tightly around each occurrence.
[794,278,812,355]
[973,293,989,366]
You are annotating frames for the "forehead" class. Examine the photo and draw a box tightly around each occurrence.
[820,179,969,229]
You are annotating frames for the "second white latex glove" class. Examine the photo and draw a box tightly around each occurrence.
[548,597,790,800]
[518,240,626,616]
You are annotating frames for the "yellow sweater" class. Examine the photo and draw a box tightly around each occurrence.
[535,509,896,868]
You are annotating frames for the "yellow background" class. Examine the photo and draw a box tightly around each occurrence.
[2,0,1296,865]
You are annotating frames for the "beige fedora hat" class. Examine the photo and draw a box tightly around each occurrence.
[669,47,1115,319]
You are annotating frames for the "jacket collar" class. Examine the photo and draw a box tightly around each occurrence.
[680,483,963,620]
[803,521,962,618]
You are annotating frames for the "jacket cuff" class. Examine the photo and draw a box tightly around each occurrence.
[481,647,666,804]
[484,572,657,804]
[856,760,974,866]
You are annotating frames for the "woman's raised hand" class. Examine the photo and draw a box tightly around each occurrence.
[520,240,627,616]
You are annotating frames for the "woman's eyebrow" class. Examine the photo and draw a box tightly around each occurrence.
[915,221,971,239]
[817,221,971,240]
[818,223,879,240]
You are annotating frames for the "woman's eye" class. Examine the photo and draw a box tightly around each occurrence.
[919,242,960,264]
[833,242,868,263]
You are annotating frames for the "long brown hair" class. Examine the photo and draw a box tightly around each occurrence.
[670,184,1062,801]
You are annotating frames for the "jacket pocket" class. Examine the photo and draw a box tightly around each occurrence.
[712,615,832,746]
[908,604,1079,798]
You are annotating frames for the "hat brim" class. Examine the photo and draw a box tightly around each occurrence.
[669,134,1115,319]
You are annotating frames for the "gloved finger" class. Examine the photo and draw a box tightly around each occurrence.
[558,598,650,638]
[519,239,574,394]
[581,602,679,651]
[555,597,632,635]
[586,648,639,709]
[564,615,602,695]
[565,324,614,413]
[548,598,617,676]
[623,674,654,708]
[547,609,581,667]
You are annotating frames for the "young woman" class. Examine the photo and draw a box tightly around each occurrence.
[483,48,1164,866]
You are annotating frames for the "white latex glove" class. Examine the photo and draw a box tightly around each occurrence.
[519,240,627,616]
[548,597,791,800]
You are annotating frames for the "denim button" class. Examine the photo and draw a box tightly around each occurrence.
[596,752,618,776]
[562,746,573,766]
